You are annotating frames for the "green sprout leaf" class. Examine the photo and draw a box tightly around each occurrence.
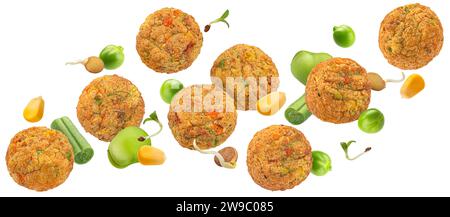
[211,9,230,26]
[144,111,159,124]
[341,140,371,161]
[143,111,163,138]
[221,9,230,20]
[340,140,355,152]
[205,9,230,32]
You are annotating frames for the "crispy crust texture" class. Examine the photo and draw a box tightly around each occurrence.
[379,3,444,70]
[247,125,312,191]
[168,85,237,150]
[6,127,74,191]
[77,75,145,142]
[306,58,371,124]
[136,7,203,73]
[210,44,279,110]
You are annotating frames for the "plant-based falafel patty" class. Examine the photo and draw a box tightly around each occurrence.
[247,125,312,191]
[211,44,279,111]
[6,127,74,192]
[136,7,203,73]
[379,3,444,70]
[168,85,237,150]
[77,75,145,142]
[306,58,371,124]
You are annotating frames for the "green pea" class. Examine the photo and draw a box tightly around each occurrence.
[358,108,385,134]
[160,79,184,104]
[312,151,332,176]
[333,25,356,48]
[99,45,125,70]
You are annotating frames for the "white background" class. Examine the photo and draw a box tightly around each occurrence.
[0,0,449,196]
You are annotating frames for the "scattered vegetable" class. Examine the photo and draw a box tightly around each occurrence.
[108,111,163,168]
[214,147,238,168]
[291,50,332,85]
[23,96,45,123]
[311,151,332,176]
[368,71,405,91]
[358,108,385,134]
[142,111,163,138]
[84,56,104,73]
[51,117,94,164]
[367,73,386,91]
[108,126,150,169]
[341,140,371,161]
[257,91,286,116]
[333,25,356,48]
[193,140,237,169]
[401,74,425,99]
[284,94,312,125]
[99,45,125,70]
[204,9,230,32]
[66,56,104,74]
[160,79,184,104]
[138,145,166,165]
[286,51,332,125]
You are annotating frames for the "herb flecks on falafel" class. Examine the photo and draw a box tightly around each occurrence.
[6,127,74,192]
[136,8,203,73]
[77,75,145,142]
[211,44,279,111]
[168,85,237,150]
[379,3,444,70]
[247,125,312,191]
[306,58,371,124]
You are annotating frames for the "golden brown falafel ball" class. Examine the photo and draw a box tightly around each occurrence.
[6,127,74,192]
[306,58,371,124]
[211,44,279,111]
[168,84,237,150]
[136,7,203,73]
[247,125,312,191]
[77,75,145,142]
[379,3,444,70]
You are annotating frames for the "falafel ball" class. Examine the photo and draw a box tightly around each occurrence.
[247,125,312,191]
[210,44,279,111]
[306,58,371,124]
[379,3,443,70]
[6,127,74,191]
[168,84,237,150]
[136,7,203,73]
[77,75,145,142]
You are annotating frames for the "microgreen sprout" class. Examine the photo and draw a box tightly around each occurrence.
[192,140,236,169]
[341,140,372,161]
[138,111,163,142]
[204,9,230,32]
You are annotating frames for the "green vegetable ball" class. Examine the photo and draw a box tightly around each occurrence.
[99,45,125,70]
[312,151,332,176]
[160,79,184,104]
[358,108,385,134]
[333,25,355,48]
